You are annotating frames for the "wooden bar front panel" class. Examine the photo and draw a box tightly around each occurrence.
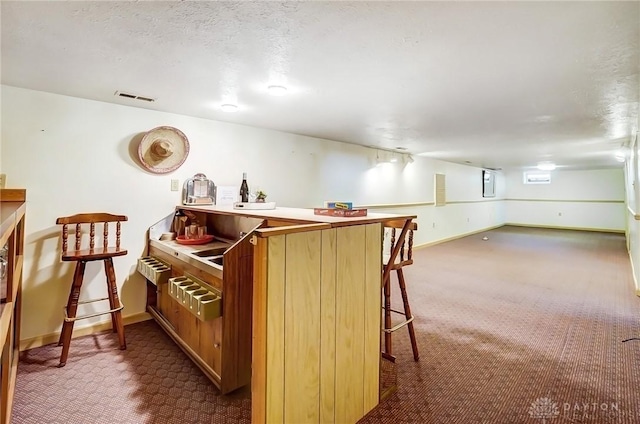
[320,229,337,423]
[363,223,383,410]
[252,222,382,424]
[266,235,285,423]
[335,225,367,423]
[284,231,321,423]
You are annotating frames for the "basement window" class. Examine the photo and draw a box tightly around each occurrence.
[523,171,551,184]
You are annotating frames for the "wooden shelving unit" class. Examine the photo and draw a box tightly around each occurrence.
[0,189,26,424]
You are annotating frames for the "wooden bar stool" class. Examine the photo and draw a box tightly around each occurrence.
[56,213,128,367]
[382,219,419,362]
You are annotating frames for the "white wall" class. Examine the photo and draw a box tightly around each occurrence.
[504,168,625,231]
[625,132,640,293]
[1,85,505,341]
[369,162,506,243]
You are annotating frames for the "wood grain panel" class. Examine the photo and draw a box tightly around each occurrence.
[235,247,254,386]
[256,223,331,237]
[199,318,222,377]
[364,223,382,412]
[266,235,286,423]
[251,237,268,424]
[1,316,11,424]
[335,225,366,423]
[168,295,182,336]
[157,280,170,322]
[284,231,321,424]
[176,303,198,350]
[320,229,337,423]
[0,189,26,202]
[0,304,11,348]
[0,208,15,253]
[221,234,254,394]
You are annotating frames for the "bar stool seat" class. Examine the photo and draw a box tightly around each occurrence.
[56,213,128,367]
[382,219,419,362]
[61,247,127,262]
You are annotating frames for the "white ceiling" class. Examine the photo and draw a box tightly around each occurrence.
[2,1,639,171]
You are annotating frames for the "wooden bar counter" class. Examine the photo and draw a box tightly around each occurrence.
[142,205,416,424]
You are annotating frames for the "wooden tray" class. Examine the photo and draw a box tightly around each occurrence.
[175,235,215,245]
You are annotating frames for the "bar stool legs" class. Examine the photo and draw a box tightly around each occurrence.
[58,261,86,367]
[397,268,419,361]
[104,258,126,349]
[58,258,126,367]
[382,267,419,362]
[383,275,394,359]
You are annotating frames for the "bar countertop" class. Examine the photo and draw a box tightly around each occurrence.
[178,204,416,227]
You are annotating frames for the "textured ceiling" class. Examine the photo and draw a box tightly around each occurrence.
[2,1,639,170]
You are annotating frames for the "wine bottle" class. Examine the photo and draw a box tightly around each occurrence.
[239,172,249,203]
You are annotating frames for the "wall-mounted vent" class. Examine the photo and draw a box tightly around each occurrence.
[114,91,156,102]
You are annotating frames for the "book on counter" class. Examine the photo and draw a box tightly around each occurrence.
[314,207,367,217]
[323,201,353,210]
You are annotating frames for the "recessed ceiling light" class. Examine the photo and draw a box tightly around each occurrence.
[267,85,288,96]
[221,104,238,113]
[537,162,556,171]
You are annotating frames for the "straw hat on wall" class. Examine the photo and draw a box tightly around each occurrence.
[138,126,190,174]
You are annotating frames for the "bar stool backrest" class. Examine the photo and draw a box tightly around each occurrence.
[383,219,417,269]
[56,213,128,261]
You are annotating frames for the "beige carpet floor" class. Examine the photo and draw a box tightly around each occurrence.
[11,226,640,423]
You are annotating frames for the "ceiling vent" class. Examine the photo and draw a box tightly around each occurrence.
[114,91,156,102]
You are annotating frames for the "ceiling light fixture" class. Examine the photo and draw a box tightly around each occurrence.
[221,104,238,113]
[537,162,556,171]
[267,85,288,96]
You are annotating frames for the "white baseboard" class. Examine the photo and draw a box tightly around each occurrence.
[504,222,625,234]
[414,224,504,250]
[627,248,640,297]
[20,312,153,351]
